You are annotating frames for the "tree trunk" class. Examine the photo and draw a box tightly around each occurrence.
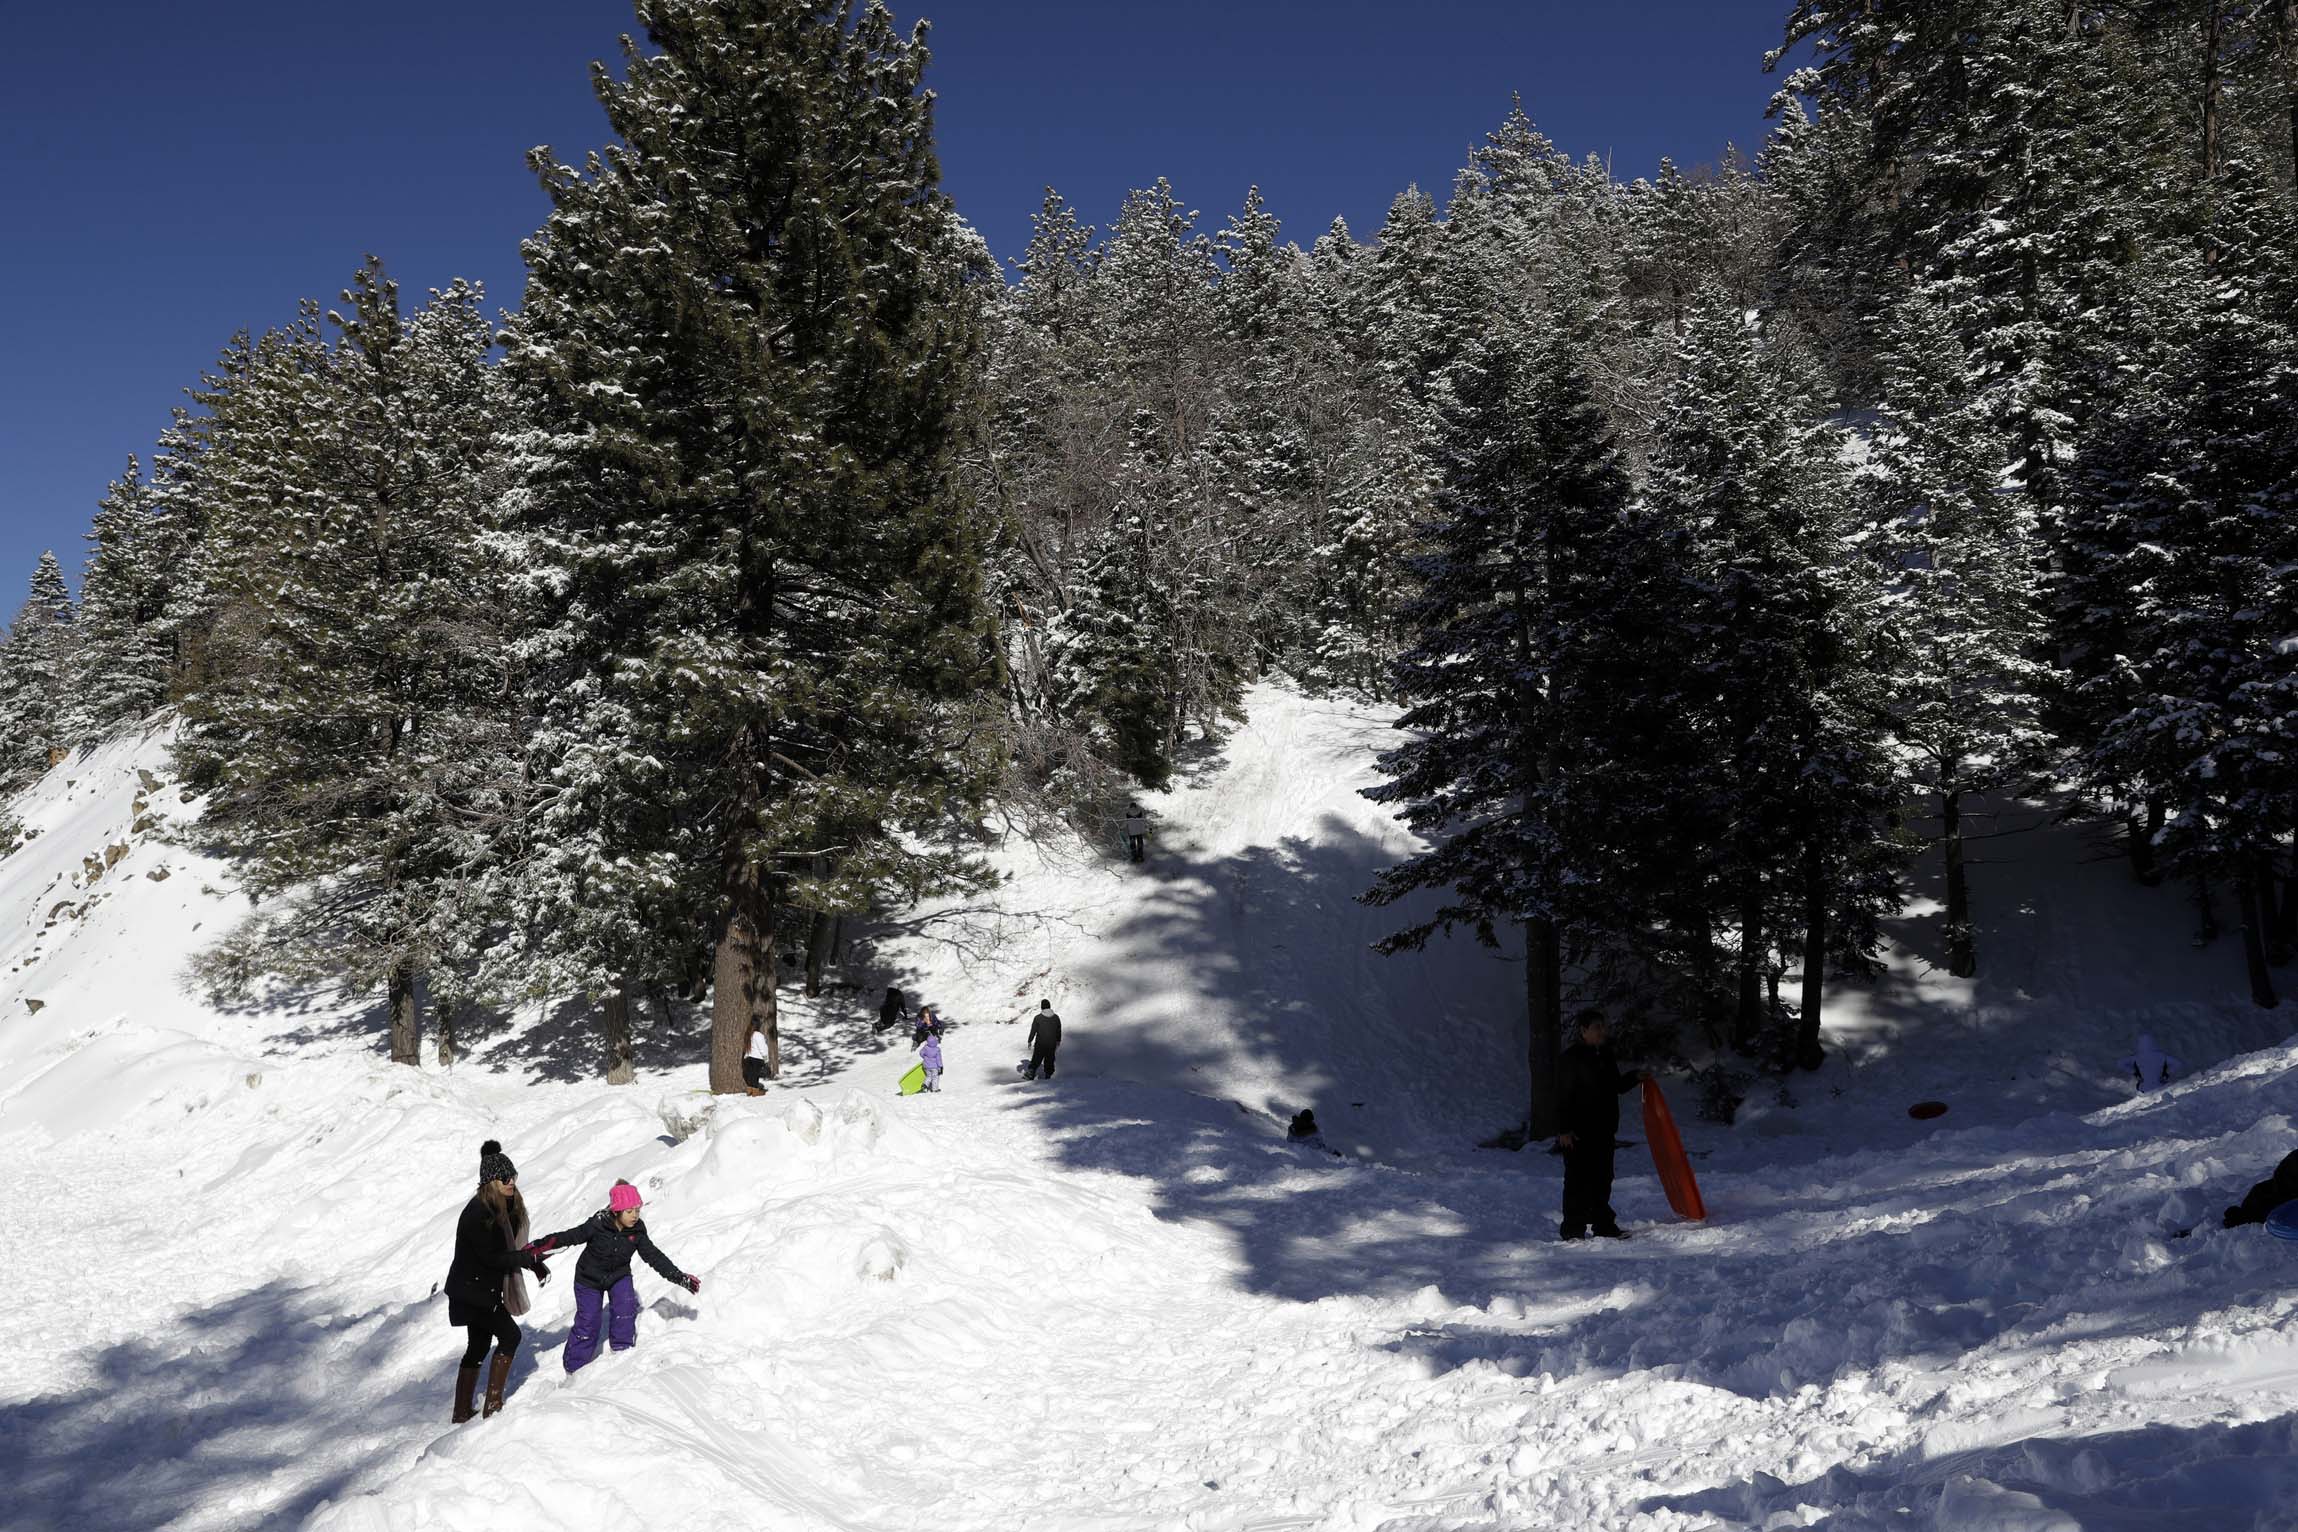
[1524,915,1563,1138]
[1796,837,1828,1069]
[712,871,780,1092]
[1943,783,1976,979]
[387,961,421,1066]
[2274,835,2298,963]
[1682,903,1724,1048]
[2192,873,2220,947]
[2202,0,2225,195]
[603,981,636,1086]
[805,908,836,998]
[2283,0,2298,194]
[1734,871,1764,1050]
[435,1000,457,1069]
[2128,797,2165,885]
[2235,860,2280,1009]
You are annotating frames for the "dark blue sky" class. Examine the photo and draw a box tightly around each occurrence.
[2,0,1792,605]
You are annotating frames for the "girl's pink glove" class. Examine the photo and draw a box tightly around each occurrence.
[686,1274,702,1294]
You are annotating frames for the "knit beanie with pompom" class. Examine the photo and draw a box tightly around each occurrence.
[478,1139,518,1185]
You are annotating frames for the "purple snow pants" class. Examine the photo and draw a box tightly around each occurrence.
[565,1277,638,1373]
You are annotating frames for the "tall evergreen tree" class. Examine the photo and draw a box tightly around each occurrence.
[1363,319,1636,1137]
[2063,164,2298,1007]
[1643,302,1898,1052]
[1865,290,2049,978]
[503,0,1001,1093]
[0,551,78,787]
[177,265,514,1064]
[69,457,179,741]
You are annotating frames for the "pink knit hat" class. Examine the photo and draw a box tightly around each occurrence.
[608,1180,642,1213]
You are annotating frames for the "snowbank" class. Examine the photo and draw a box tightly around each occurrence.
[7,689,2298,1532]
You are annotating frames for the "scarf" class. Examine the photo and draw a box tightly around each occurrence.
[487,1186,533,1318]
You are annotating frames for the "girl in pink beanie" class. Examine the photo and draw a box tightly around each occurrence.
[527,1179,699,1372]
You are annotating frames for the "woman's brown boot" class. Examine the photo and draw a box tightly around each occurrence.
[452,1363,481,1423]
[481,1353,514,1417]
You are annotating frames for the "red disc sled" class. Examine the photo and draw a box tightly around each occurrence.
[1908,1100,1949,1120]
[1641,1080,1707,1221]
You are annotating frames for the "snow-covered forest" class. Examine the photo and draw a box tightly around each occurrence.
[3,0,2295,1118]
[8,3,2298,1527]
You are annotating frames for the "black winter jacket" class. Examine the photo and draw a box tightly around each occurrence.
[1028,1011,1063,1049]
[2225,1150,2298,1227]
[445,1194,543,1325]
[1556,1041,1638,1144]
[531,1211,689,1292]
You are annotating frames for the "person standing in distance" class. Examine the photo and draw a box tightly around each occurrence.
[742,1018,769,1095]
[1555,1014,1649,1241]
[1123,804,1149,863]
[1025,999,1063,1080]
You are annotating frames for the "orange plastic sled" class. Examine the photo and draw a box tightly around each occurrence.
[1642,1080,1707,1221]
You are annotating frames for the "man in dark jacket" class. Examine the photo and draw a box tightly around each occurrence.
[1025,1000,1063,1079]
[2224,1149,2298,1228]
[1555,1014,1647,1241]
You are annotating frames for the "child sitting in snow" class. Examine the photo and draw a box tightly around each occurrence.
[2118,1032,2184,1091]
[526,1180,700,1373]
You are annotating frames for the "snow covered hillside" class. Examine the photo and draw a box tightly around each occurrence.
[8,688,2298,1532]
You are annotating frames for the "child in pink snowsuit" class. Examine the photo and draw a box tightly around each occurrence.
[527,1181,698,1373]
[918,1029,944,1092]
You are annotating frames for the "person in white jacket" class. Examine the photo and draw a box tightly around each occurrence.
[1123,805,1149,863]
[2118,1032,2184,1091]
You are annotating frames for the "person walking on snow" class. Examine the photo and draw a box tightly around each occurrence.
[1025,999,1062,1079]
[1124,804,1149,863]
[443,1140,552,1422]
[2118,1032,2184,1091]
[526,1180,700,1373]
[1555,1015,1650,1241]
[742,1018,769,1096]
[917,1022,945,1091]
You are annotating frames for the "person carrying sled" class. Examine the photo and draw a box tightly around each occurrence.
[742,1018,769,1096]
[2224,1148,2298,1229]
[1555,1014,1650,1241]
[1123,805,1150,864]
[1025,999,1062,1080]
[2118,1032,2184,1091]
[444,1140,552,1421]
[526,1180,700,1373]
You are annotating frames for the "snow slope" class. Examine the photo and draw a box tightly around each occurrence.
[7,688,2298,1532]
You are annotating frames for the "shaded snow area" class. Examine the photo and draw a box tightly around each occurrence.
[7,689,2298,1532]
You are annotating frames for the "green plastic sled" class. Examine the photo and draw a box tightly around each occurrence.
[898,1062,927,1096]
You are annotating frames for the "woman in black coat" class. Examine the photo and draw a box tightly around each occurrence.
[444,1140,551,1422]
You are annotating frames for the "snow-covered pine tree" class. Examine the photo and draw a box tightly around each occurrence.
[1362,317,1636,1138]
[2065,163,2298,1007]
[504,0,1001,1093]
[176,264,515,1065]
[0,551,78,787]
[1206,185,1318,667]
[68,457,178,742]
[1361,185,1450,416]
[1643,301,1899,1054]
[1864,289,2050,979]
